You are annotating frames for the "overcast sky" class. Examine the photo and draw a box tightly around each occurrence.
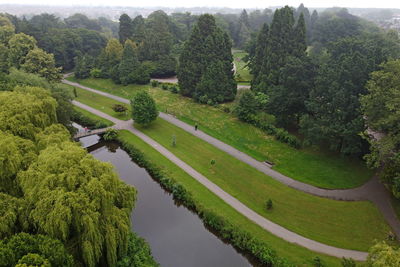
[0,0,399,9]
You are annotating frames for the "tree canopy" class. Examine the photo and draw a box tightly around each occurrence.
[131,91,158,126]
[178,14,236,104]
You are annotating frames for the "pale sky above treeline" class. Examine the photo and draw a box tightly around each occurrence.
[1,0,399,8]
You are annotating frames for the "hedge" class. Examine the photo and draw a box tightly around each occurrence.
[116,135,294,267]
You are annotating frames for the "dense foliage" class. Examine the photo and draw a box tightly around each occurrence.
[367,242,400,266]
[0,233,74,267]
[247,5,400,155]
[0,17,61,82]
[5,13,109,70]
[178,14,236,104]
[131,91,159,126]
[250,6,311,126]
[118,11,177,78]
[361,60,400,198]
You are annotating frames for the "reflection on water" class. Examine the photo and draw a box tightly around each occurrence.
[81,135,256,267]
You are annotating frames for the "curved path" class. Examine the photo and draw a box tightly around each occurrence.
[73,100,369,260]
[64,78,400,239]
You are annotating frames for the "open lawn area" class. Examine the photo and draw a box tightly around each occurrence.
[65,83,131,120]
[66,76,374,189]
[135,118,393,251]
[233,50,253,82]
[68,79,396,252]
[118,130,344,266]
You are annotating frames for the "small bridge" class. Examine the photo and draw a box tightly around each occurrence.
[74,127,112,140]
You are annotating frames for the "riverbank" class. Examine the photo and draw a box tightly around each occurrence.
[115,130,344,266]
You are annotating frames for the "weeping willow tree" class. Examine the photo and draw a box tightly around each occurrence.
[0,232,74,266]
[0,130,36,195]
[0,87,140,266]
[0,86,57,140]
[18,141,136,267]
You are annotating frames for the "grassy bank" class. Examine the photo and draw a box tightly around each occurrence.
[135,118,392,251]
[117,130,344,266]
[66,83,131,120]
[66,76,373,189]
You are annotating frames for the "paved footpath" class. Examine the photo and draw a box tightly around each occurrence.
[64,78,400,240]
[73,100,368,260]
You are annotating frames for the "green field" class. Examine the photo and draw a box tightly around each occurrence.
[73,106,114,127]
[118,130,344,266]
[68,80,395,253]
[66,76,373,189]
[233,50,253,82]
[66,83,131,120]
[135,118,392,251]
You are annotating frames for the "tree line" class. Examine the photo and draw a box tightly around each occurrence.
[0,17,158,267]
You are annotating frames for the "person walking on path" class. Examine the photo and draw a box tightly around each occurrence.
[195,124,198,131]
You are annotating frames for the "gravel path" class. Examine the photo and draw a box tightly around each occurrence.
[65,78,400,240]
[72,100,369,260]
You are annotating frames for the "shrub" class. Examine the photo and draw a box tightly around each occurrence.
[90,68,102,78]
[161,84,168,90]
[103,128,118,141]
[169,85,178,94]
[313,257,324,267]
[116,232,158,267]
[341,257,356,267]
[112,104,128,113]
[266,199,273,210]
[71,110,109,129]
[171,135,176,147]
[151,80,159,87]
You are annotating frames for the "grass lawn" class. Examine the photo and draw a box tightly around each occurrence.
[66,76,374,189]
[118,130,344,266]
[233,50,252,82]
[135,118,393,251]
[65,83,131,120]
[68,82,395,251]
[73,106,114,127]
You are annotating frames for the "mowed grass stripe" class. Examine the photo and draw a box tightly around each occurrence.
[66,76,373,189]
[64,77,393,250]
[118,130,345,266]
[135,118,392,251]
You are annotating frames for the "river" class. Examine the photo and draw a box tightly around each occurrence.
[77,131,256,267]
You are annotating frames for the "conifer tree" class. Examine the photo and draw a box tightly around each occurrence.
[249,23,269,79]
[178,14,236,104]
[118,40,140,85]
[118,14,133,44]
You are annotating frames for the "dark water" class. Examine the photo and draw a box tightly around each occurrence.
[78,134,255,267]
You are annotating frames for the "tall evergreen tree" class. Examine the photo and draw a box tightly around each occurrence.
[118,40,140,85]
[250,6,309,125]
[249,23,269,78]
[292,13,307,58]
[178,14,236,104]
[131,15,146,44]
[118,14,133,44]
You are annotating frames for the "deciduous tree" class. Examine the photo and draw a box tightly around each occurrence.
[131,91,158,125]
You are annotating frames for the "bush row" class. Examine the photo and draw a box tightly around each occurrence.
[116,135,294,267]
[256,121,301,149]
[151,80,180,94]
[71,109,109,129]
[239,113,301,148]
